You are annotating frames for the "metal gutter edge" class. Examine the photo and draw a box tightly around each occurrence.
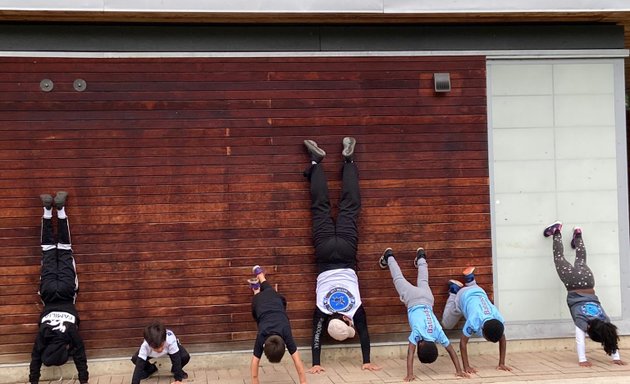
[0,49,626,58]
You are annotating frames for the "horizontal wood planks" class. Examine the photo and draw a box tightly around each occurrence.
[0,56,490,363]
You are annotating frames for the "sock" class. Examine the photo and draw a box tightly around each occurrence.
[57,207,67,219]
[43,208,53,219]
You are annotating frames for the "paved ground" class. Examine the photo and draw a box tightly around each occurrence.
[23,347,630,384]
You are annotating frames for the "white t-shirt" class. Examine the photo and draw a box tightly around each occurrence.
[138,329,179,360]
[316,268,362,319]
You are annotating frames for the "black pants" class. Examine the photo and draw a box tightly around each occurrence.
[307,163,361,273]
[131,345,190,376]
[39,217,78,304]
[553,232,595,290]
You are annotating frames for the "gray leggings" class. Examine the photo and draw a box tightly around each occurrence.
[387,256,434,308]
[553,232,594,290]
[441,282,479,330]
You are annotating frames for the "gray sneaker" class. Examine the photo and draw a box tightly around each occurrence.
[342,137,356,162]
[304,140,326,163]
[54,191,68,210]
[40,194,53,209]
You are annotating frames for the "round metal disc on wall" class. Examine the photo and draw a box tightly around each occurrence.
[73,79,87,92]
[40,79,53,92]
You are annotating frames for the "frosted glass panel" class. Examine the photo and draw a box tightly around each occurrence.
[493,128,554,161]
[489,61,622,322]
[555,94,615,127]
[492,96,554,128]
[491,64,552,95]
[553,63,615,94]
[555,126,616,159]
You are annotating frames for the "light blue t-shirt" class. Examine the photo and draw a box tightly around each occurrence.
[459,286,504,337]
[408,304,450,347]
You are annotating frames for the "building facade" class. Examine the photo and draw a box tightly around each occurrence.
[0,0,628,366]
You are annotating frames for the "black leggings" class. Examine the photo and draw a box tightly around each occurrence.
[307,163,361,273]
[553,232,594,290]
[39,217,78,304]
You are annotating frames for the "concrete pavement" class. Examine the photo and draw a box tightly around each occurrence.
[5,337,630,384]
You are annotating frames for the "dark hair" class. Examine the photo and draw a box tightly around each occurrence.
[482,319,504,343]
[41,341,69,366]
[416,341,438,364]
[587,319,619,356]
[330,313,345,322]
[263,335,286,363]
[41,326,70,366]
[144,321,167,349]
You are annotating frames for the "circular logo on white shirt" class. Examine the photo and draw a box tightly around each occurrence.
[323,287,355,313]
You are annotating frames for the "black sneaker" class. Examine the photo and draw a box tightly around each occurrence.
[379,248,394,269]
[543,221,562,237]
[571,227,582,249]
[304,140,326,163]
[40,194,53,209]
[342,137,356,162]
[54,191,68,210]
[414,247,426,268]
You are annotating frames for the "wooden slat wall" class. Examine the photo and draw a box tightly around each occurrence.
[0,56,490,362]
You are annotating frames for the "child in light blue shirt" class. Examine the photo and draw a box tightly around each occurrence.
[380,248,467,381]
[408,305,451,347]
[442,267,511,374]
[459,286,505,338]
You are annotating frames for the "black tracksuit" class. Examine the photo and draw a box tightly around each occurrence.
[306,162,372,366]
[29,216,88,384]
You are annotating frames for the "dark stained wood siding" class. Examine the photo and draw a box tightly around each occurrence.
[0,56,490,362]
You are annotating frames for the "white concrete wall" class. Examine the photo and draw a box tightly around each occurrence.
[0,1,628,12]
[488,60,625,324]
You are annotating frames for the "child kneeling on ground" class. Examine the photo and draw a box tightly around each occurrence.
[131,321,189,384]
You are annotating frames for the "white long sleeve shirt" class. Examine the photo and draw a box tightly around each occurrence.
[575,326,620,362]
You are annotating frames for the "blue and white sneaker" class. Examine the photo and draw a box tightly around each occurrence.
[448,279,463,294]
[252,265,264,276]
[248,278,260,291]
